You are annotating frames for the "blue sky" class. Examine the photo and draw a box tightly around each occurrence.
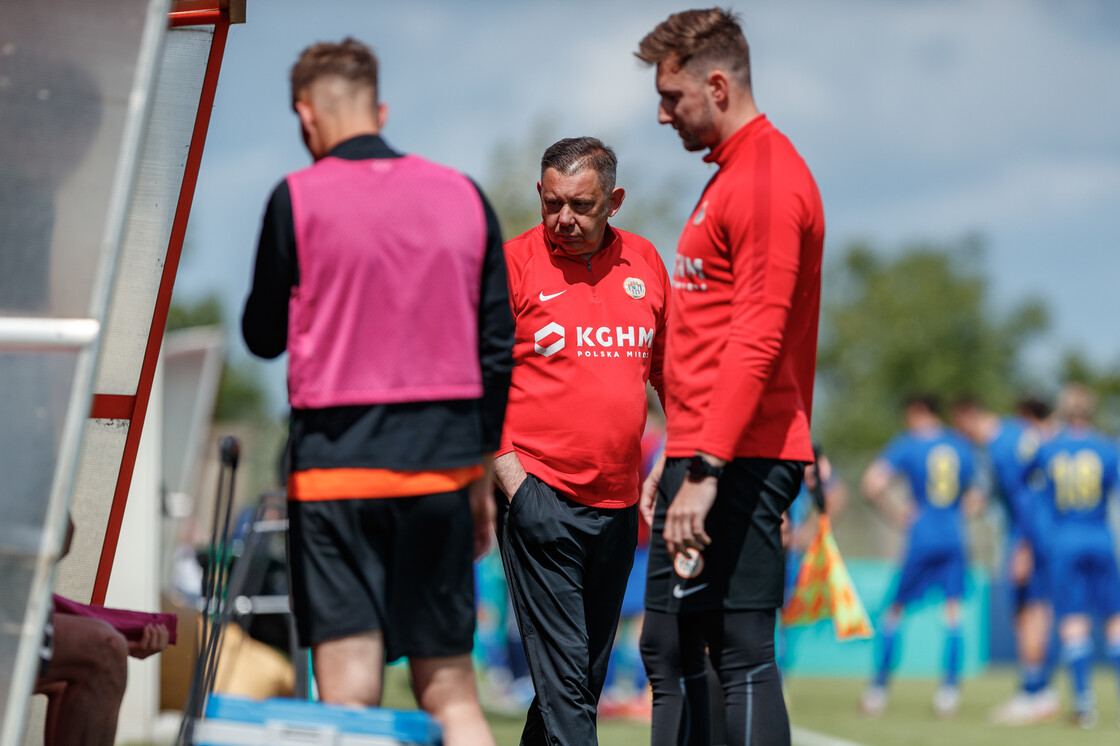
[176,0,1120,411]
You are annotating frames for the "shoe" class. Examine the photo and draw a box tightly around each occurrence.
[989,692,1034,725]
[989,689,1060,726]
[932,685,960,719]
[1073,707,1097,729]
[859,686,887,718]
[1030,688,1061,723]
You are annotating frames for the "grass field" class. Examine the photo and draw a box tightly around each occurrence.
[382,665,1120,746]
[786,669,1119,746]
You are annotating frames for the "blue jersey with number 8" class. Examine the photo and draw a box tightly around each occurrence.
[880,426,977,554]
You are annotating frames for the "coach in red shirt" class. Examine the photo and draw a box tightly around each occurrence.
[635,9,825,746]
[494,137,670,746]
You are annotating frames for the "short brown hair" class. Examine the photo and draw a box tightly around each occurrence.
[635,8,751,91]
[903,393,942,418]
[540,137,618,194]
[290,38,379,108]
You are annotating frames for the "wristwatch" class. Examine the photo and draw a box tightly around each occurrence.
[687,454,724,482]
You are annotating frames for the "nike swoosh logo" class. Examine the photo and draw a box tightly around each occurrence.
[539,290,567,302]
[672,583,709,599]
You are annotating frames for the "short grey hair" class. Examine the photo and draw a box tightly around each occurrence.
[540,137,618,193]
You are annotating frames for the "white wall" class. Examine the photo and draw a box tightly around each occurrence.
[104,359,162,743]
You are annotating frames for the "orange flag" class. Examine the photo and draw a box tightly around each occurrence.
[781,515,873,640]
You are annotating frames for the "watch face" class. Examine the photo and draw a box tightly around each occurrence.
[688,456,722,481]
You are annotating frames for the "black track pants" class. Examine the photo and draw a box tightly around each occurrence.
[496,474,638,746]
[641,608,789,746]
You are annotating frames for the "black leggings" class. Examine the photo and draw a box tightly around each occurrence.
[641,608,789,746]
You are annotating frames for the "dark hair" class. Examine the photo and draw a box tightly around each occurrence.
[635,7,752,90]
[540,137,618,193]
[903,393,942,417]
[290,37,379,108]
[1015,396,1052,421]
[950,393,982,412]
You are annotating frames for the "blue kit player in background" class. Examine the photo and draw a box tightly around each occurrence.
[859,394,983,719]
[952,395,1059,724]
[1021,383,1120,728]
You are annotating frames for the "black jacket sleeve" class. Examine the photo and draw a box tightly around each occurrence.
[241,180,297,359]
[473,183,514,452]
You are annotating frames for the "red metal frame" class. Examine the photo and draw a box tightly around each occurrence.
[90,14,231,604]
[170,9,225,27]
[89,394,136,420]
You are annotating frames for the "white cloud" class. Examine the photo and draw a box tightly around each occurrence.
[754,0,1120,166]
[840,156,1120,239]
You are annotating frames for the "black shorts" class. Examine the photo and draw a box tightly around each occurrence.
[645,457,803,613]
[287,490,475,662]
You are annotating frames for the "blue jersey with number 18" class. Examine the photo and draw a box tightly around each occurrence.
[1029,427,1119,554]
[880,426,977,554]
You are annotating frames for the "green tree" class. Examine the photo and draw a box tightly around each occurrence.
[814,238,1049,461]
[483,121,555,241]
[166,293,270,422]
[166,294,223,331]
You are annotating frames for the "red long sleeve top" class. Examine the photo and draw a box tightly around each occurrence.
[664,115,824,463]
[499,224,670,508]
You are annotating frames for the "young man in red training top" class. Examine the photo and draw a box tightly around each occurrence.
[495,137,670,746]
[242,39,511,746]
[635,9,825,746]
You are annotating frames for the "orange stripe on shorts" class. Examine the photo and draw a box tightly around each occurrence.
[288,465,484,500]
